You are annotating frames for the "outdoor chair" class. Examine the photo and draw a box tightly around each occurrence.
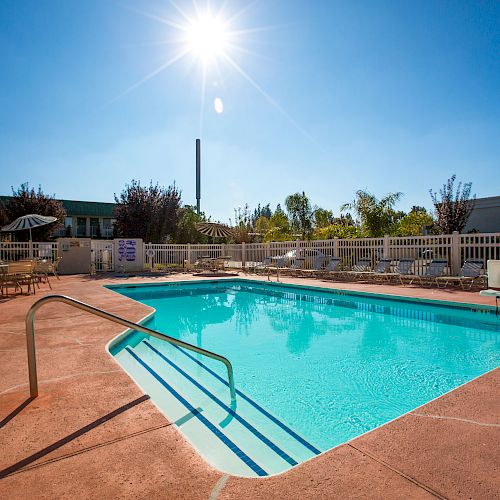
[252,256,272,274]
[435,259,486,289]
[320,257,343,279]
[4,260,36,295]
[268,256,288,272]
[299,254,327,276]
[383,258,415,284]
[34,259,53,290]
[283,257,305,276]
[354,258,393,281]
[342,258,372,280]
[403,259,448,286]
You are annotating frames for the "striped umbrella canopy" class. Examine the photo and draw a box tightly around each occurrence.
[1,214,58,241]
[195,222,233,239]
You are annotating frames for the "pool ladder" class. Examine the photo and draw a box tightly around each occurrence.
[24,294,236,402]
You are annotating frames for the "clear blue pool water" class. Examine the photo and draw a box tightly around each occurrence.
[108,279,500,476]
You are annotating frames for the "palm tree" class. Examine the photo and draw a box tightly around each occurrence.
[341,190,403,237]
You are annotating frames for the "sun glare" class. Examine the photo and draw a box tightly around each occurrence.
[187,15,227,62]
[115,2,313,142]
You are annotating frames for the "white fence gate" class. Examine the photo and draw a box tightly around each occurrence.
[91,240,114,272]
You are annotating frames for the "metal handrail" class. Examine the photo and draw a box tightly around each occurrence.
[25,294,236,402]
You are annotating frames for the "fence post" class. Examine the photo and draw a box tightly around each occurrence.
[187,243,191,268]
[241,242,246,269]
[451,231,461,275]
[333,237,339,257]
[383,234,390,258]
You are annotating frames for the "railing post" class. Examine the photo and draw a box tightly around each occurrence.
[187,243,192,267]
[383,234,390,258]
[241,242,246,270]
[333,237,339,258]
[451,231,461,275]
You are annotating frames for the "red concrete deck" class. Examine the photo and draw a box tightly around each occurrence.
[0,273,499,499]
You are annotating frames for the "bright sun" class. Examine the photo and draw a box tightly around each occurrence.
[187,15,228,62]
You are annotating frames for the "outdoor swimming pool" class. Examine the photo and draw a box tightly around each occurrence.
[108,279,500,477]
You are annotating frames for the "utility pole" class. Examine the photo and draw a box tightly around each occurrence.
[196,138,201,214]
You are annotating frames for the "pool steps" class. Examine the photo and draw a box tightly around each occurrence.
[115,337,320,477]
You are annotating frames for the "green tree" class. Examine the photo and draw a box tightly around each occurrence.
[341,190,403,237]
[265,204,292,241]
[396,209,434,236]
[0,183,65,241]
[314,222,363,239]
[251,203,272,225]
[175,205,208,243]
[430,175,475,234]
[285,192,313,239]
[313,208,335,228]
[254,216,271,239]
[114,180,181,243]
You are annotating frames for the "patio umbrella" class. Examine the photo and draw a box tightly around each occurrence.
[195,222,233,239]
[2,214,57,257]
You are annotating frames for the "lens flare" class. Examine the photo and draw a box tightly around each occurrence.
[214,97,224,113]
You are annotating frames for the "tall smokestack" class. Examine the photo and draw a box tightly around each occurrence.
[196,138,201,214]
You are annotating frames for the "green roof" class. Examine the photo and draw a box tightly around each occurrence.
[0,196,116,217]
[60,199,116,217]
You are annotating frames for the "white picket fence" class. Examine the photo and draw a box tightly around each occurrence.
[1,232,499,276]
[0,242,59,262]
[144,232,500,276]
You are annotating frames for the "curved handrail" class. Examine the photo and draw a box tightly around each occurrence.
[25,294,236,402]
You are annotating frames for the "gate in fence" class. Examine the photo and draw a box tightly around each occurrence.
[91,240,114,272]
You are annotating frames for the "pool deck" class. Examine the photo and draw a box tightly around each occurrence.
[0,273,499,499]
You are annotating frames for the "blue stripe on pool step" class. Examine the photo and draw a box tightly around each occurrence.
[167,342,321,456]
[143,341,298,467]
[125,347,268,477]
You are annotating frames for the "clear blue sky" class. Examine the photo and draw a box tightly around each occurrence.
[1,0,499,222]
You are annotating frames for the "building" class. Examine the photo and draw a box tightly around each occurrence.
[0,196,116,239]
[464,196,500,233]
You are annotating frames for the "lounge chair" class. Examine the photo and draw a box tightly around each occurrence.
[403,259,448,286]
[342,258,372,280]
[354,258,393,281]
[435,259,485,289]
[245,256,271,274]
[383,258,415,283]
[320,257,343,279]
[283,257,305,276]
[267,256,288,275]
[299,255,327,276]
